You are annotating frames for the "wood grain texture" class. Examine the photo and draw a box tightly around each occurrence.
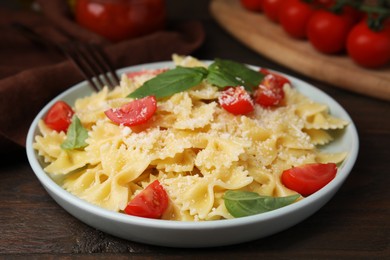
[210,0,390,101]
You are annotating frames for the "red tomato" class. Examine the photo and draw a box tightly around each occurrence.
[75,0,166,42]
[124,180,169,219]
[262,0,284,22]
[259,68,291,87]
[344,6,364,24]
[306,9,356,54]
[218,86,254,115]
[347,20,390,68]
[105,96,157,126]
[313,1,362,21]
[281,163,337,196]
[240,0,264,12]
[44,101,74,132]
[278,0,315,39]
[312,0,335,8]
[254,74,286,107]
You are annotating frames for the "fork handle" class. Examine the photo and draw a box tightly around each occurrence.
[11,22,61,53]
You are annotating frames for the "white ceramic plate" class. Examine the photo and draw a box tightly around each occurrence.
[26,61,359,248]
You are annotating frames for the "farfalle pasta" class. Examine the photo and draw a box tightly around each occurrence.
[33,55,349,221]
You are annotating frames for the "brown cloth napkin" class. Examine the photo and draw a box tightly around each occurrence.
[0,0,204,155]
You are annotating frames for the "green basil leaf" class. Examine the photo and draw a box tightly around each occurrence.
[128,66,208,99]
[223,190,300,218]
[61,115,88,150]
[206,59,264,91]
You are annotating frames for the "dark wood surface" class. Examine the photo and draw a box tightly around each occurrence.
[1,0,389,258]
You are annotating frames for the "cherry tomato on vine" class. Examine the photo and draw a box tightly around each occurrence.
[254,74,286,107]
[347,19,390,68]
[262,0,284,23]
[312,0,335,8]
[313,0,362,21]
[105,96,157,127]
[124,180,169,219]
[278,0,315,39]
[306,9,356,54]
[240,0,264,12]
[75,0,166,42]
[44,101,74,132]
[218,86,254,115]
[281,163,337,196]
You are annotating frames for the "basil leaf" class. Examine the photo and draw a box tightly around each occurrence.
[128,66,208,99]
[223,190,300,218]
[61,115,88,150]
[207,59,264,91]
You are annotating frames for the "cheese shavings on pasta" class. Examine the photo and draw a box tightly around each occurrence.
[33,55,349,221]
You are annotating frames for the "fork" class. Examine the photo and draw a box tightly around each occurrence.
[12,22,120,92]
[60,41,120,91]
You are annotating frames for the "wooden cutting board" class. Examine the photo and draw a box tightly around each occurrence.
[210,0,390,101]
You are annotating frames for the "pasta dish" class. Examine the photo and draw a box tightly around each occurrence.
[33,55,348,221]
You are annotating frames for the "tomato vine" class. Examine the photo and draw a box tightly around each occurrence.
[240,0,390,68]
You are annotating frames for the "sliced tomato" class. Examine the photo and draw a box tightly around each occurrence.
[105,96,157,127]
[281,163,337,196]
[126,68,167,79]
[259,68,290,86]
[124,180,169,219]
[218,86,254,115]
[43,101,74,132]
[254,74,286,107]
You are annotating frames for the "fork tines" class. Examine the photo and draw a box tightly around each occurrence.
[60,42,120,92]
[12,22,120,92]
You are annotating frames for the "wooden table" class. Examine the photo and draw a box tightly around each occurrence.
[1,0,389,258]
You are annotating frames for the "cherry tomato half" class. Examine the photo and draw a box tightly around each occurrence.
[306,9,356,54]
[105,96,157,126]
[75,0,166,42]
[347,19,390,68]
[281,163,337,196]
[44,101,75,132]
[124,180,169,219]
[278,0,315,39]
[254,74,286,107]
[259,68,291,86]
[240,0,264,12]
[218,86,254,115]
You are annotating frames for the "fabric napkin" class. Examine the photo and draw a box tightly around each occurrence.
[0,0,204,155]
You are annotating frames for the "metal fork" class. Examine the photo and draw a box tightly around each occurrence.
[12,22,120,92]
[60,42,120,91]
